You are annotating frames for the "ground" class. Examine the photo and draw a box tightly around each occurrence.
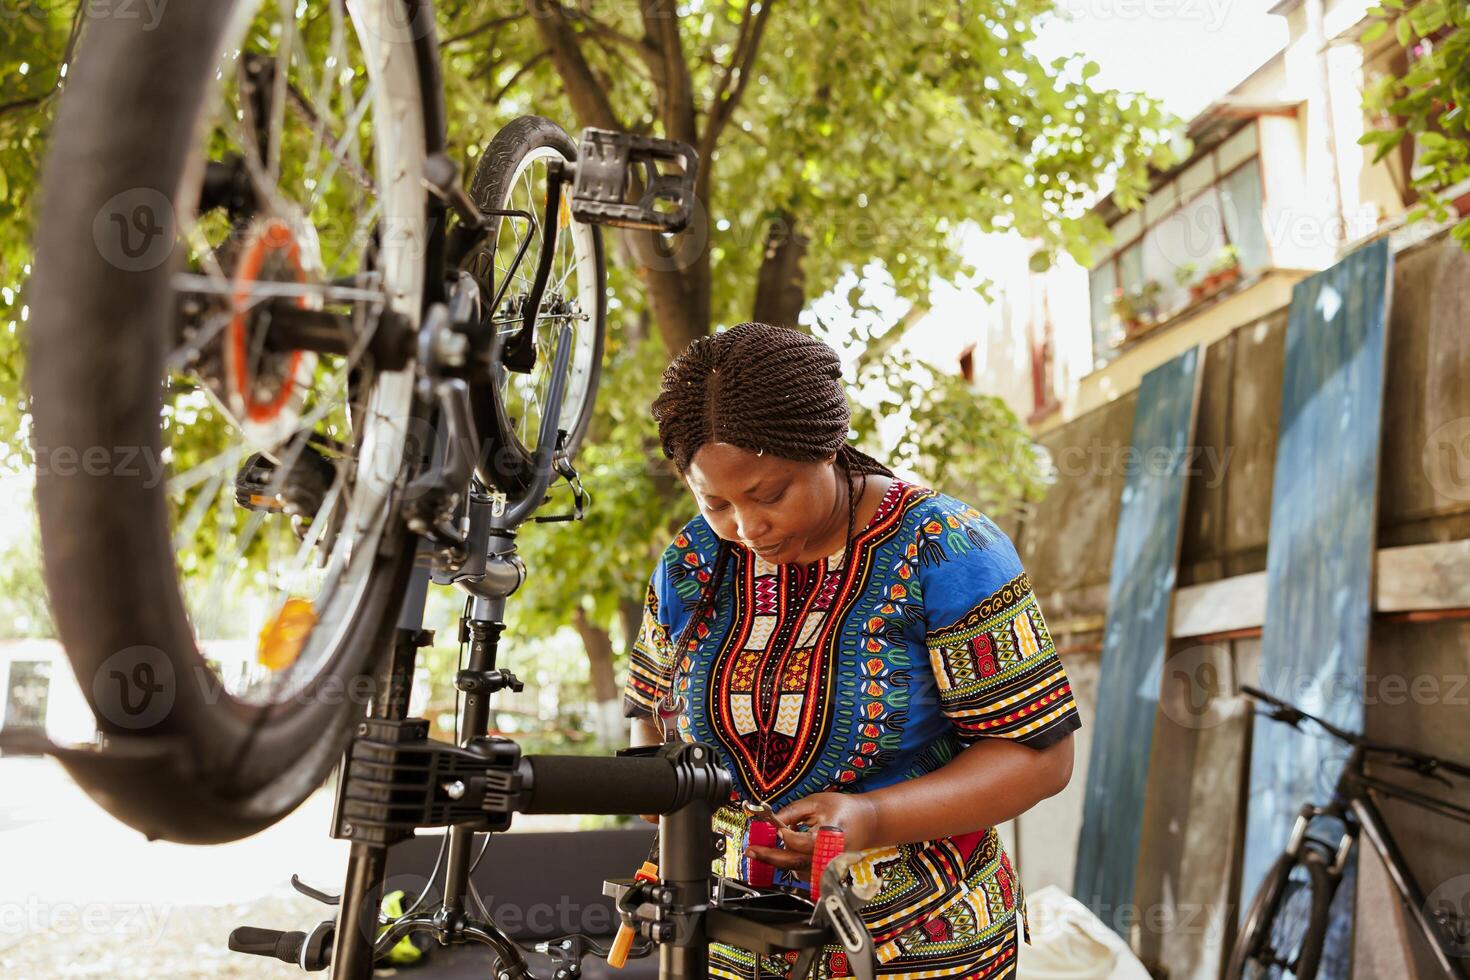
[0,757,654,979]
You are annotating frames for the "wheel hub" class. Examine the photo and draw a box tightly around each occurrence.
[226,216,320,447]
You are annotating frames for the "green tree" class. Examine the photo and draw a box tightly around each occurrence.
[0,3,76,453]
[448,0,1171,730]
[1360,3,1470,245]
[0,1,1172,741]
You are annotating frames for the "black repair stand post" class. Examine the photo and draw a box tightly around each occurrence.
[658,767,714,980]
[440,518,525,923]
[329,540,437,980]
[323,527,731,980]
[329,519,540,980]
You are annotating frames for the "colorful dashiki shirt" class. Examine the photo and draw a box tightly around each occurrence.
[623,479,1083,980]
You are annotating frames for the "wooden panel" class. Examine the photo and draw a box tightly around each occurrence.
[1171,571,1269,637]
[1178,333,1234,587]
[1241,240,1394,964]
[1378,241,1470,527]
[1073,345,1203,932]
[1361,616,1470,977]
[1169,536,1470,640]
[1223,311,1288,576]
[1376,538,1470,611]
[1022,394,1138,624]
[1136,687,1252,980]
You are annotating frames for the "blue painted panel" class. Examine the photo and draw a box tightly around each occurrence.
[1074,345,1202,932]
[1241,240,1394,972]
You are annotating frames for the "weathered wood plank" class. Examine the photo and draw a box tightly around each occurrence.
[1170,538,1470,637]
[1073,345,1203,933]
[1241,240,1394,970]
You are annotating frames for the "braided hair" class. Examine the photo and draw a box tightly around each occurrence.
[649,323,894,717]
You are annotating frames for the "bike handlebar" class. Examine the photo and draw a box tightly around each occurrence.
[229,927,306,965]
[520,746,731,815]
[1240,685,1470,779]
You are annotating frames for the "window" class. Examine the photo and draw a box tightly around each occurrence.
[1088,261,1117,368]
[1146,187,1228,310]
[1087,121,1270,365]
[1117,241,1144,296]
[1220,160,1269,271]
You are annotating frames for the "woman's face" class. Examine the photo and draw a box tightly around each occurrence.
[685,442,841,564]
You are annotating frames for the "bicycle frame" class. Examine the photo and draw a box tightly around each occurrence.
[1334,745,1470,979]
[1267,737,1470,979]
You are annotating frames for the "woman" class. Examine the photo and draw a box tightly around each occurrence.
[624,322,1081,979]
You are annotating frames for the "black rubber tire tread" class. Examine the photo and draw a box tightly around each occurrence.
[464,115,605,496]
[28,2,418,841]
[1228,848,1336,980]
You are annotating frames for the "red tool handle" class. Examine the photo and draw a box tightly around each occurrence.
[809,825,845,902]
[746,821,778,887]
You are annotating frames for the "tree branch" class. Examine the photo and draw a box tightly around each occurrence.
[560,6,653,57]
[444,11,526,46]
[525,0,623,131]
[586,32,651,92]
[478,50,548,101]
[639,0,698,145]
[698,0,774,168]
[704,0,756,119]
[0,95,46,120]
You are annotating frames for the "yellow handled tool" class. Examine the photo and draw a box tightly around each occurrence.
[608,861,659,968]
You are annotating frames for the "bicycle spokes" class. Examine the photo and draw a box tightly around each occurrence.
[159,0,413,704]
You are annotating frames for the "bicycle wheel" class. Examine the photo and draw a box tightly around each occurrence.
[463,115,606,496]
[1229,848,1335,980]
[29,0,430,842]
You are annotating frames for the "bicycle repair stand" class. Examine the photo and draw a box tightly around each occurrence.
[227,342,875,979]
[235,516,869,980]
[228,128,876,978]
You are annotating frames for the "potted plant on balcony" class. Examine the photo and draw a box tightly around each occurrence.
[1110,286,1139,333]
[1205,244,1241,293]
[1135,279,1163,327]
[1175,263,1205,305]
[1113,280,1163,338]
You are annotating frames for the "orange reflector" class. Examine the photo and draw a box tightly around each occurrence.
[257,597,317,672]
[559,192,572,230]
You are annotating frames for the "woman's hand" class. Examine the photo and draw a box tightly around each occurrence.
[743,791,880,881]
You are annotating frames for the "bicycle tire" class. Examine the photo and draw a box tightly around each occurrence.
[464,115,606,496]
[28,0,429,843]
[1228,848,1336,980]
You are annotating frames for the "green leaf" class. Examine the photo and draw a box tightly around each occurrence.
[1369,128,1407,162]
[1396,14,1413,46]
[1361,19,1389,43]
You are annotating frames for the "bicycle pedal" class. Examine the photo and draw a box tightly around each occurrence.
[234,447,336,516]
[571,129,698,233]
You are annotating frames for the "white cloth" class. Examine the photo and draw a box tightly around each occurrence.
[1017,886,1151,980]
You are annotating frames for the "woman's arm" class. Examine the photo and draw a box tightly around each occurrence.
[747,733,1075,875]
